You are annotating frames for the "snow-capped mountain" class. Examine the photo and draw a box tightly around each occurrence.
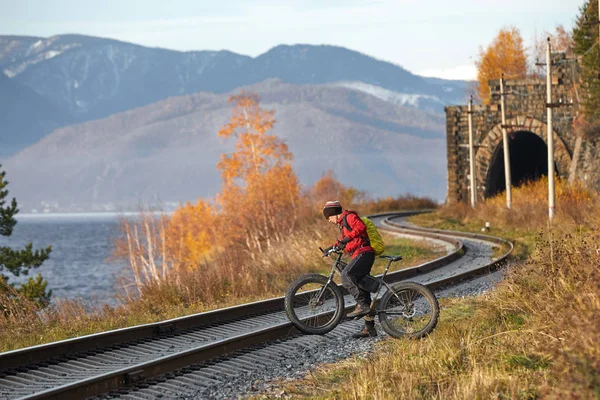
[0,34,468,209]
[333,81,446,110]
[1,35,249,120]
[1,35,467,123]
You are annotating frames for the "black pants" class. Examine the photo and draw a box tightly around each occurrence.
[341,250,375,306]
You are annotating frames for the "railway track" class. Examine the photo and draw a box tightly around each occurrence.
[0,212,512,399]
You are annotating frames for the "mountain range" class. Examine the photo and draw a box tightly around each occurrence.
[0,34,469,211]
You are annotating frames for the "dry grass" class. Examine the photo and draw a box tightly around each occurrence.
[409,178,599,259]
[263,226,600,399]
[254,181,600,399]
[118,222,447,311]
[435,178,595,232]
[111,193,439,308]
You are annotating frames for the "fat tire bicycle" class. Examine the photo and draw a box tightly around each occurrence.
[284,247,439,338]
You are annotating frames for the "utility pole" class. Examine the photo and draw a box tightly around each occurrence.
[467,96,476,208]
[546,38,555,221]
[499,74,512,209]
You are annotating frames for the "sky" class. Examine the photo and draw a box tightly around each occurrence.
[1,0,581,80]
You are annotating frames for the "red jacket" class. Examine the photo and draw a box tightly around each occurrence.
[334,210,374,258]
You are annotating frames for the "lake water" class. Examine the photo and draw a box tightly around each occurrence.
[0,213,135,307]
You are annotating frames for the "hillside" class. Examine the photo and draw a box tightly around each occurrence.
[3,80,446,212]
[0,35,467,157]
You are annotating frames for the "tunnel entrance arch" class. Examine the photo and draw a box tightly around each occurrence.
[484,131,549,197]
[475,116,572,199]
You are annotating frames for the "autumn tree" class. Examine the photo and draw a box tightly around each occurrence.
[217,93,300,254]
[573,0,600,129]
[308,170,364,210]
[120,92,300,287]
[0,166,52,307]
[167,200,218,270]
[475,26,528,104]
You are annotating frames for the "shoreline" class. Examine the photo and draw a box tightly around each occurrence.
[16,211,172,220]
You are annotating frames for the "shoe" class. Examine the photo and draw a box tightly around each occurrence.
[347,303,371,319]
[352,322,378,338]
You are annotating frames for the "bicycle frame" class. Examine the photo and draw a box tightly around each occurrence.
[317,251,403,311]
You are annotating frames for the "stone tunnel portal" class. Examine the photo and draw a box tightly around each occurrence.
[484,130,551,198]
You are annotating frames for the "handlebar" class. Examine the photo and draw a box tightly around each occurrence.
[319,246,342,257]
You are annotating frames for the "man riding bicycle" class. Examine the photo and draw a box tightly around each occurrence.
[322,201,377,338]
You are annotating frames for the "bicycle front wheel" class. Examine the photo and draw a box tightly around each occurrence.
[284,273,345,335]
[379,282,439,339]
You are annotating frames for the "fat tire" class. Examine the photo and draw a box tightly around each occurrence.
[379,281,439,339]
[284,273,345,335]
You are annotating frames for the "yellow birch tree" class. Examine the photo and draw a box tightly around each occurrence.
[476,26,528,104]
[308,170,364,210]
[166,199,217,270]
[216,92,300,254]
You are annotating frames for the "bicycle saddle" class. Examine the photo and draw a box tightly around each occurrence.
[379,255,403,262]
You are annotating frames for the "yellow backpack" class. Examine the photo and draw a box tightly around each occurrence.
[342,213,385,255]
[362,217,385,255]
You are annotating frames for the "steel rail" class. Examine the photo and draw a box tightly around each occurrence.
[0,293,284,371]
[381,215,514,289]
[17,324,304,400]
[0,211,512,399]
[383,215,514,271]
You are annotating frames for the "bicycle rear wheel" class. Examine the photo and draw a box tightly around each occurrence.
[379,282,439,339]
[284,273,345,335]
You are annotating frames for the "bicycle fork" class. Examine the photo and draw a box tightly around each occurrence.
[313,271,337,306]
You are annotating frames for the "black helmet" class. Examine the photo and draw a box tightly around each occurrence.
[323,200,343,219]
